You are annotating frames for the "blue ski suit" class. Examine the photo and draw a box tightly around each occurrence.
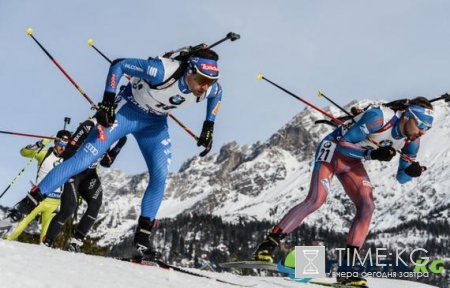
[36,57,223,220]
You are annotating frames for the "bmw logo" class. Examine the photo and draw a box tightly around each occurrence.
[169,95,186,105]
[379,140,393,147]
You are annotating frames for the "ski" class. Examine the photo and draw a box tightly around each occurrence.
[285,274,368,288]
[286,278,369,288]
[219,260,279,271]
[277,261,369,288]
[118,257,256,287]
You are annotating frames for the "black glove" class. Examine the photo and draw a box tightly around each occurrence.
[365,146,396,162]
[197,120,214,147]
[197,120,214,157]
[405,161,425,177]
[100,153,114,168]
[26,186,46,209]
[95,92,116,127]
[115,136,128,149]
[100,137,127,167]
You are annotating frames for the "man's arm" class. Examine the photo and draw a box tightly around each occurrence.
[336,108,385,159]
[205,83,223,122]
[396,139,420,184]
[62,119,95,160]
[20,139,51,162]
[196,83,223,157]
[104,58,166,95]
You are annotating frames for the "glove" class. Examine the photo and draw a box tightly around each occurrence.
[26,186,46,210]
[100,137,127,167]
[95,92,117,127]
[405,161,425,177]
[100,152,114,168]
[197,120,214,157]
[364,146,396,162]
[36,138,52,148]
[115,136,128,149]
[197,120,214,147]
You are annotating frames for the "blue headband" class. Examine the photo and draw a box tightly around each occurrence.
[406,104,434,127]
[189,57,219,78]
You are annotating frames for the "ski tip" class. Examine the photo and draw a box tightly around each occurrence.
[27,28,33,35]
[87,39,94,46]
[256,74,264,80]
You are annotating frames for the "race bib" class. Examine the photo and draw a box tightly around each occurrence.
[315,140,336,163]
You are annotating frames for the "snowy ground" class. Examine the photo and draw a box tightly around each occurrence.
[0,240,438,288]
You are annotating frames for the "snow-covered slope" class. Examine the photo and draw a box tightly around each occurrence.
[0,240,437,288]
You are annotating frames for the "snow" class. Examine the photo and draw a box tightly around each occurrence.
[0,240,437,288]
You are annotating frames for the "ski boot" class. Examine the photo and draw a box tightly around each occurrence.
[251,226,285,263]
[132,216,161,264]
[0,207,27,237]
[42,236,55,248]
[336,245,368,287]
[67,237,83,253]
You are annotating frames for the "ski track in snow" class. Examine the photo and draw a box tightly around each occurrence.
[0,240,437,288]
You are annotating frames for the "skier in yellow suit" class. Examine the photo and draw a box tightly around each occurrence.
[2,130,71,242]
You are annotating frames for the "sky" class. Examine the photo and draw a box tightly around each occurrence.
[1,0,450,206]
[0,240,436,288]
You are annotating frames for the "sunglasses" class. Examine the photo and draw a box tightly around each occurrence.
[409,109,431,131]
[191,65,219,87]
[56,137,69,147]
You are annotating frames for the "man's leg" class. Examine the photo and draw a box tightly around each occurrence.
[335,162,374,286]
[39,198,60,242]
[132,121,171,260]
[43,179,79,246]
[5,201,46,241]
[337,164,374,249]
[252,161,334,263]
[68,173,103,252]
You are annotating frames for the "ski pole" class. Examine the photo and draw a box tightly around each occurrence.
[64,117,71,130]
[27,28,99,110]
[0,130,56,140]
[163,32,240,60]
[429,93,450,103]
[318,91,354,119]
[0,138,49,199]
[382,93,448,109]
[257,74,415,162]
[257,75,342,124]
[0,158,34,199]
[208,32,241,50]
[86,38,200,142]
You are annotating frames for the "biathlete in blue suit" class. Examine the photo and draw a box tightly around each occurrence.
[26,48,223,260]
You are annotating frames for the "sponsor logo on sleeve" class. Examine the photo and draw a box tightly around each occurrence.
[110,74,117,89]
[97,125,107,142]
[124,63,143,73]
[147,67,158,77]
[212,101,221,115]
